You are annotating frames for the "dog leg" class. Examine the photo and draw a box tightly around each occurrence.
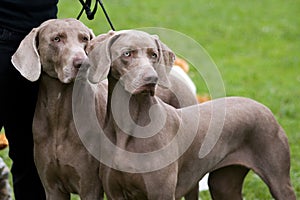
[45,190,70,200]
[184,183,199,200]
[251,163,296,200]
[264,177,296,200]
[79,188,104,200]
[208,165,249,200]
[251,158,296,200]
[249,128,296,200]
[143,168,177,200]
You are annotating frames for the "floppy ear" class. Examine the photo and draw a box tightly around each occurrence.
[11,28,41,82]
[86,31,115,54]
[155,38,175,88]
[88,33,120,83]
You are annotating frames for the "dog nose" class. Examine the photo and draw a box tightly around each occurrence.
[143,75,158,84]
[73,53,87,69]
[73,57,84,69]
[142,67,158,84]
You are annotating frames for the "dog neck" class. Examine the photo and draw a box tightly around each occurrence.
[105,71,162,147]
[34,73,75,142]
[38,73,73,105]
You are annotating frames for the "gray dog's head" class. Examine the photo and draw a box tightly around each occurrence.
[88,30,175,96]
[12,18,95,83]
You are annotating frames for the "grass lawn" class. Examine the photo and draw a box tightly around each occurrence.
[1,0,299,199]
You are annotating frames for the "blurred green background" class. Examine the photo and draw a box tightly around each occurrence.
[1,0,299,199]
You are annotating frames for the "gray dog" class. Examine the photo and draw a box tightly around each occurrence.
[11,19,199,200]
[12,18,105,200]
[87,30,296,200]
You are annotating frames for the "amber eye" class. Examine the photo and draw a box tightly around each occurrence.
[123,51,132,57]
[54,36,60,42]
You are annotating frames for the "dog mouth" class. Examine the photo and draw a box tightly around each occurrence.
[133,83,156,96]
[59,66,80,83]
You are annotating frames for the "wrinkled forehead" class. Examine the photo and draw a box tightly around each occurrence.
[112,31,158,51]
[39,19,90,37]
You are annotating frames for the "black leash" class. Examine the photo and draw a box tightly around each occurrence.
[77,0,115,31]
[98,0,115,31]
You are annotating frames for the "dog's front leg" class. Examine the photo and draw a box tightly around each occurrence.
[143,164,178,200]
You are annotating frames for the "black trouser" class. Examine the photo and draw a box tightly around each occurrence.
[0,27,46,200]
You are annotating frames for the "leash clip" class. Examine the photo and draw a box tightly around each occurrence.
[77,0,115,31]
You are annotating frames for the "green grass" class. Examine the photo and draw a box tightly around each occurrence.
[1,0,299,199]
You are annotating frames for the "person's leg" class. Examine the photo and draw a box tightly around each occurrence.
[0,29,46,199]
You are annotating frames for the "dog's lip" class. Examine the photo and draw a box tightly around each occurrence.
[133,83,156,95]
